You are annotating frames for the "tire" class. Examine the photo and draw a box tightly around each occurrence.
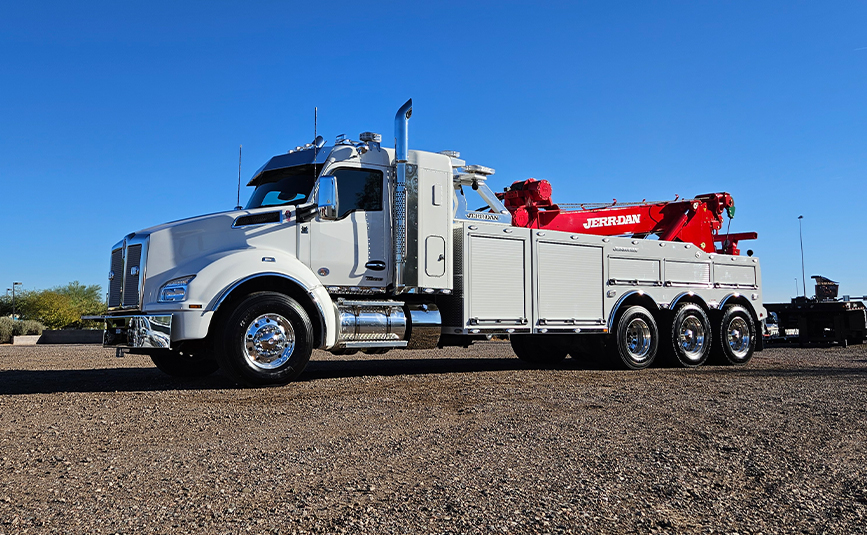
[609,306,658,370]
[669,303,712,367]
[149,346,219,379]
[215,292,313,386]
[711,305,756,365]
[510,335,568,366]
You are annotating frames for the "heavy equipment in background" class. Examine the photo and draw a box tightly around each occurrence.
[765,276,866,347]
[93,100,766,386]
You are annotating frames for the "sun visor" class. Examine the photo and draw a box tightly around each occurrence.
[247,146,333,186]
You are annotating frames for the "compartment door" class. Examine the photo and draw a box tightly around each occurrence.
[536,241,603,325]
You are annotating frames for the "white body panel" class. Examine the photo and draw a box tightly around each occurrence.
[446,220,765,334]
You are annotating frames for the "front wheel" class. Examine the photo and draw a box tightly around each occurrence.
[609,306,658,370]
[215,292,313,386]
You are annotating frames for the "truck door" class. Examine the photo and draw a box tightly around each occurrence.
[308,166,391,289]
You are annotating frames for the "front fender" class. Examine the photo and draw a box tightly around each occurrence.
[146,248,337,348]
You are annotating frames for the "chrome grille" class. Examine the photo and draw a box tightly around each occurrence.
[108,248,124,307]
[122,244,142,307]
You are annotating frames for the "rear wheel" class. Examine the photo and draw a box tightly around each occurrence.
[510,335,568,366]
[215,292,313,386]
[609,306,658,370]
[670,304,711,367]
[712,305,756,365]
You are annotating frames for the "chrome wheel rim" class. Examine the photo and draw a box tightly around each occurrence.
[625,317,652,362]
[727,317,750,358]
[678,315,707,362]
[243,314,295,370]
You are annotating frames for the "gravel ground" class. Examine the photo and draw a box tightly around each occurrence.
[1,342,866,534]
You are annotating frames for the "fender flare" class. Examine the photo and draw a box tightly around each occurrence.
[607,290,661,331]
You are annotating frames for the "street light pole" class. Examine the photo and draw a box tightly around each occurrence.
[798,216,806,298]
[12,282,22,321]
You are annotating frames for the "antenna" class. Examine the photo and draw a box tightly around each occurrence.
[235,144,242,210]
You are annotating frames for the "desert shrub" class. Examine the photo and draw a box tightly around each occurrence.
[0,317,13,344]
[13,320,44,336]
[18,282,106,329]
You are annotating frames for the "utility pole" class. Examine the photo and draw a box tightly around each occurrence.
[798,216,806,298]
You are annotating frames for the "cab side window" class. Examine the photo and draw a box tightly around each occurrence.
[333,168,383,218]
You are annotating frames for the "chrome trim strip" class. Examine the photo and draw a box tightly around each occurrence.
[714,283,759,290]
[342,340,409,349]
[664,282,714,289]
[609,279,663,286]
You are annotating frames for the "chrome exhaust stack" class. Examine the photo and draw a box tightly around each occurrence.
[393,98,413,293]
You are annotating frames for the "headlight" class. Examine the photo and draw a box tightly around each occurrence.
[159,276,195,302]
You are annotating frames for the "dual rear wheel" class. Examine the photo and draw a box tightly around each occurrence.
[512,303,756,370]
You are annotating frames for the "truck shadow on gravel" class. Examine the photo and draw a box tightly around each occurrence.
[2,358,864,395]
[0,357,530,395]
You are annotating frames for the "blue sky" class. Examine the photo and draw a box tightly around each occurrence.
[1,1,865,303]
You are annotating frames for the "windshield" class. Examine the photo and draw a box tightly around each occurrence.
[245,164,317,209]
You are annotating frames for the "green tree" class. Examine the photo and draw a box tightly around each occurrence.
[55,281,105,318]
[18,290,80,329]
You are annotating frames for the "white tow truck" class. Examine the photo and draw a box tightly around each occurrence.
[99,100,765,385]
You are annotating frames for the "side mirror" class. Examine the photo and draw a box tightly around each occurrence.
[317,175,339,220]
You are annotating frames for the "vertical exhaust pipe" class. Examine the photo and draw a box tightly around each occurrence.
[393,99,412,292]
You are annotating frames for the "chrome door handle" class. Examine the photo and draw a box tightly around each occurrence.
[365,261,387,271]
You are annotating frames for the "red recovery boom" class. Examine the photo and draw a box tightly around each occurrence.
[497,178,756,255]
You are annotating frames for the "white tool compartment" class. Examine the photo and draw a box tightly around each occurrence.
[532,232,604,330]
[462,222,531,330]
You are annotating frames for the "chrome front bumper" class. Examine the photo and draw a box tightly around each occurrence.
[102,314,173,349]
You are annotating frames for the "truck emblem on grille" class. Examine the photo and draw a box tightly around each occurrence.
[108,271,115,280]
[130,267,139,276]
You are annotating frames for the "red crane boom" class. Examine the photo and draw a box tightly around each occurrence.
[497,178,757,255]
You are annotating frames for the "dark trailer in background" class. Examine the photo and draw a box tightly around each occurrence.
[765,276,866,347]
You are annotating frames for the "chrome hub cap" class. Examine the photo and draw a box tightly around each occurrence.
[625,318,652,362]
[678,315,707,362]
[243,314,295,370]
[727,317,750,358]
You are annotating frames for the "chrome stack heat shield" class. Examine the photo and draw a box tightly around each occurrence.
[393,99,413,293]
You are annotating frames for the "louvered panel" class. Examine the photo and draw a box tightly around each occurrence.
[665,261,711,284]
[108,248,124,308]
[468,236,525,321]
[537,242,603,322]
[715,264,756,286]
[609,257,660,282]
[122,244,142,307]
